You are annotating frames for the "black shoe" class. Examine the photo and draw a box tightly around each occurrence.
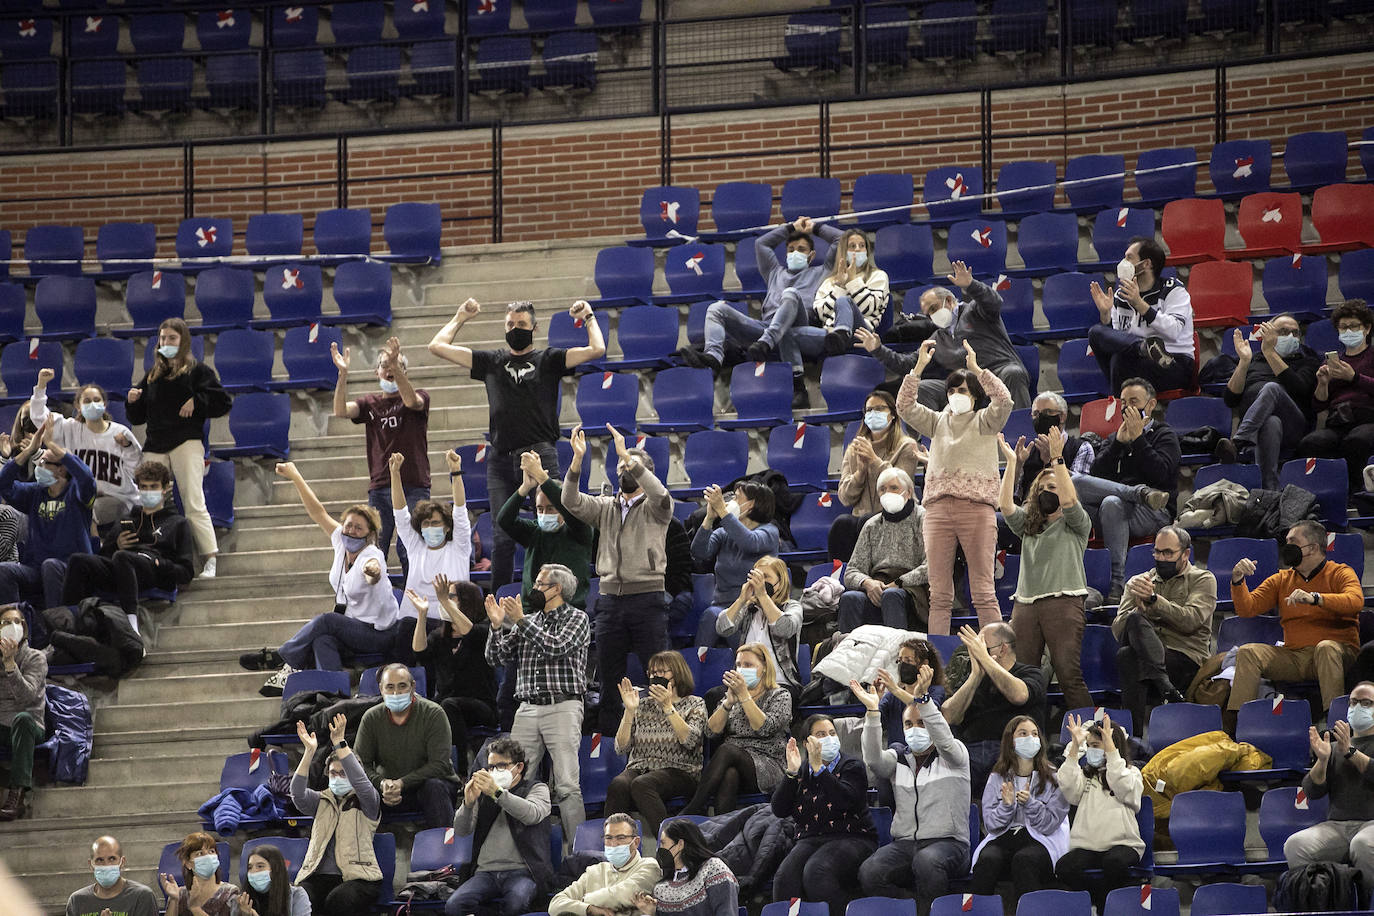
[239,648,283,672]
[792,376,810,410]
[1214,437,1238,465]
[700,351,721,371]
[823,329,852,356]
[746,340,772,363]
[1163,688,1186,704]
[1142,336,1175,368]
[675,345,704,369]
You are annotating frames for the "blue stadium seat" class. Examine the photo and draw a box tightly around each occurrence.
[34,277,96,341]
[246,214,304,260]
[330,2,386,44]
[1016,890,1093,916]
[158,841,230,893]
[864,6,912,68]
[1122,543,1155,584]
[1166,397,1232,463]
[271,4,319,47]
[70,13,119,57]
[655,244,726,305]
[579,733,627,815]
[212,329,275,393]
[1256,786,1328,870]
[91,223,157,283]
[0,284,24,345]
[24,225,84,279]
[1012,212,1079,276]
[1210,139,1273,198]
[213,392,292,460]
[1282,129,1349,190]
[1135,147,1198,205]
[1326,530,1364,579]
[1260,253,1326,318]
[524,0,579,30]
[1190,883,1268,915]
[923,166,984,223]
[1132,0,1188,39]
[176,217,233,268]
[471,37,533,95]
[313,208,372,260]
[995,160,1057,218]
[359,665,427,696]
[604,306,678,370]
[372,833,396,899]
[203,53,261,111]
[604,434,671,490]
[1208,536,1278,613]
[1071,0,1119,46]
[1087,207,1155,270]
[72,337,133,395]
[281,669,350,705]
[721,361,792,429]
[272,324,344,392]
[547,310,609,364]
[1226,696,1311,779]
[1080,625,1121,701]
[767,421,831,491]
[946,219,1007,277]
[337,45,403,103]
[701,183,773,242]
[573,371,638,434]
[197,9,251,51]
[0,230,8,281]
[1280,457,1347,530]
[395,0,447,38]
[407,40,457,98]
[573,816,640,858]
[641,367,714,434]
[1103,886,1177,916]
[590,246,654,308]
[773,12,845,73]
[194,267,256,333]
[1193,462,1261,492]
[813,354,886,423]
[454,443,490,509]
[143,335,204,372]
[763,901,828,916]
[465,0,511,35]
[205,751,293,829]
[239,837,310,883]
[254,264,323,330]
[781,177,842,223]
[380,202,443,264]
[874,223,936,290]
[1153,789,1247,876]
[1017,272,1098,342]
[1064,154,1125,212]
[541,31,599,92]
[1084,548,1111,597]
[1148,702,1222,751]
[933,895,1000,916]
[782,492,846,562]
[1053,338,1108,403]
[1217,614,1283,655]
[634,186,700,247]
[1200,0,1261,32]
[70,60,126,117]
[0,17,52,58]
[1,60,58,121]
[588,0,644,26]
[989,0,1049,53]
[1339,248,1374,303]
[1058,708,1132,747]
[853,173,914,228]
[325,260,392,328]
[918,1,977,60]
[680,429,748,492]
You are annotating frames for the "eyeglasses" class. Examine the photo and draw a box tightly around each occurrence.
[1152,549,1181,558]
[603,834,637,843]
[1350,698,1374,709]
[984,642,1007,652]
[488,761,517,771]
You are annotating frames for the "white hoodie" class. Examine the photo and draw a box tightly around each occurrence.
[29,386,142,511]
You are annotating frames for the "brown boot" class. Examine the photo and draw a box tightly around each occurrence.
[0,788,27,821]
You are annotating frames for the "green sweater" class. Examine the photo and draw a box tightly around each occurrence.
[354,696,459,790]
[1005,502,1091,602]
[496,479,595,611]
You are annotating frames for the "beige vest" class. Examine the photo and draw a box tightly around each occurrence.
[295,794,382,883]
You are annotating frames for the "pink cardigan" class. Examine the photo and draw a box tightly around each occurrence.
[896,367,1011,507]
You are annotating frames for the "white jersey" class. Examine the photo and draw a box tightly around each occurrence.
[29,388,142,511]
[1108,275,1195,356]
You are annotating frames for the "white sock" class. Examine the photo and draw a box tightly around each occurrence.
[126,613,139,635]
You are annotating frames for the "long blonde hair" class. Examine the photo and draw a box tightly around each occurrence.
[737,642,779,691]
[148,318,196,382]
[829,229,876,283]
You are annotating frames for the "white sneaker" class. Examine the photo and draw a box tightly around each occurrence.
[199,556,217,579]
[260,664,296,698]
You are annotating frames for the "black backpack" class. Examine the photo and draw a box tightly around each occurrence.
[1275,862,1364,912]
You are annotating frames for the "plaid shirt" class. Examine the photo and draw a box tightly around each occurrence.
[484,602,590,702]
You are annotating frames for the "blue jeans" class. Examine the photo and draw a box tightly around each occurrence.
[368,485,430,580]
[860,838,971,912]
[703,296,824,371]
[1234,381,1310,490]
[1074,474,1172,588]
[828,294,874,334]
[0,558,68,610]
[278,612,399,670]
[696,604,726,648]
[444,868,538,916]
[838,587,916,632]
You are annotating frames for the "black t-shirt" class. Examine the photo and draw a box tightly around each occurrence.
[470,348,569,452]
[415,621,498,711]
[958,660,1047,744]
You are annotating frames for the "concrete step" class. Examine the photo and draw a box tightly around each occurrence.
[160,571,332,603]
[129,654,245,678]
[93,724,263,755]
[0,817,201,874]
[115,671,277,707]
[171,593,332,627]
[30,780,215,820]
[149,619,306,652]
[83,751,250,789]
[214,544,337,577]
[96,698,280,734]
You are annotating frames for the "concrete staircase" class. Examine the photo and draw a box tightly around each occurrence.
[1,235,626,913]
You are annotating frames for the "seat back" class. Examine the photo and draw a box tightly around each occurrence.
[330,2,386,44]
[281,669,350,704]
[604,434,671,489]
[1064,154,1126,211]
[1058,708,1132,747]
[789,492,846,551]
[640,186,700,243]
[593,246,654,303]
[1310,183,1374,250]
[382,202,442,261]
[853,172,914,226]
[1078,396,1124,439]
[177,217,233,260]
[358,665,427,697]
[767,421,831,490]
[818,355,886,418]
[728,361,792,425]
[263,264,324,323]
[23,224,84,278]
[1092,207,1155,264]
[1261,252,1326,315]
[281,324,344,387]
[579,733,627,810]
[1080,625,1121,696]
[615,306,679,363]
[710,182,773,235]
[96,222,157,272]
[314,208,372,256]
[1193,462,1261,492]
[1016,890,1094,916]
[1040,272,1101,331]
[663,244,726,300]
[1237,696,1311,770]
[1055,339,1109,400]
[220,749,290,791]
[239,837,310,885]
[1147,702,1223,751]
[932,895,1002,916]
[923,166,984,221]
[409,826,474,871]
[158,841,230,891]
[197,9,251,50]
[848,898,918,916]
[0,282,23,341]
[1162,198,1226,262]
[73,338,134,393]
[1210,139,1273,197]
[1103,885,1178,916]
[1168,789,1247,866]
[1258,786,1328,861]
[1189,883,1267,916]
[946,219,1007,276]
[780,177,842,223]
[195,267,256,328]
[34,276,97,338]
[246,213,304,257]
[1283,130,1348,188]
[1279,456,1348,530]
[225,392,292,458]
[1,339,62,399]
[682,429,748,489]
[649,367,714,431]
[995,160,1057,215]
[874,223,935,288]
[332,260,392,323]
[1016,212,1079,273]
[575,371,638,433]
[1237,192,1303,253]
[212,328,275,390]
[125,270,187,330]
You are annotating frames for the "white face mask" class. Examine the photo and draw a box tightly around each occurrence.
[724,500,741,518]
[879,492,908,514]
[947,393,973,415]
[930,306,954,329]
[491,768,514,790]
[0,622,22,645]
[1116,258,1136,283]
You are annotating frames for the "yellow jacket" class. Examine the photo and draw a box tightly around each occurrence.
[1141,729,1271,818]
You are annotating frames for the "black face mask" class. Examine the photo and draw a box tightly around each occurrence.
[763,582,776,598]
[529,588,549,612]
[1281,543,1305,568]
[1032,413,1060,436]
[649,676,670,689]
[1036,490,1060,515]
[505,327,534,351]
[1155,559,1180,580]
[620,476,640,496]
[898,662,921,685]
[656,849,676,874]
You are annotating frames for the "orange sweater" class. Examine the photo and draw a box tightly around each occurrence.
[1231,562,1364,649]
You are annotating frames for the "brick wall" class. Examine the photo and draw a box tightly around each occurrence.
[0,51,1368,259]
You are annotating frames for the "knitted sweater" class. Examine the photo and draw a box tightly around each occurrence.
[897,366,1012,506]
[354,696,459,790]
[707,687,792,792]
[843,504,928,589]
[813,269,891,327]
[649,858,738,916]
[549,854,661,916]
[1057,750,1145,854]
[771,753,877,840]
[1231,561,1363,649]
[617,693,707,775]
[1005,503,1091,601]
[837,432,924,516]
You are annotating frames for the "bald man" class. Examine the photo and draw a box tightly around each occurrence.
[66,835,157,916]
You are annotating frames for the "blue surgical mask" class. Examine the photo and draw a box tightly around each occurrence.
[905,727,931,753]
[247,871,272,894]
[536,514,563,532]
[33,466,57,488]
[1083,747,1106,768]
[786,250,809,272]
[1340,329,1366,349]
[328,777,353,797]
[192,853,220,879]
[863,410,889,432]
[80,402,105,421]
[157,345,180,359]
[383,692,413,714]
[379,379,400,394]
[1350,705,1374,733]
[1013,735,1041,759]
[93,865,122,889]
[605,843,634,868]
[736,667,759,688]
[138,490,164,510]
[421,526,447,548]
[818,735,841,763]
[1275,335,1300,357]
[847,251,867,268]
[341,533,367,553]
